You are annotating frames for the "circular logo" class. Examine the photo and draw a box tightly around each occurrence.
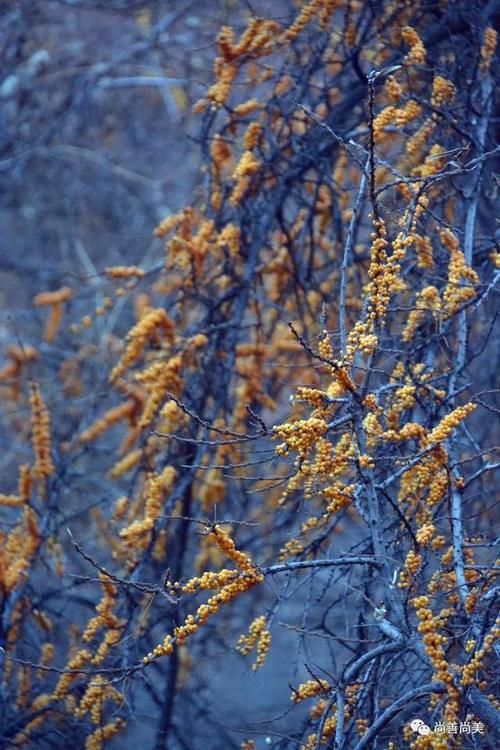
[410,718,431,735]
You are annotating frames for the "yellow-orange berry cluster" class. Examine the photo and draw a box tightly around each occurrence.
[143,527,263,665]
[406,117,436,159]
[111,448,143,480]
[12,693,52,746]
[218,223,240,257]
[291,678,331,703]
[230,151,260,206]
[135,353,183,428]
[2,508,41,590]
[358,453,375,470]
[144,466,176,522]
[237,615,271,670]
[110,308,175,381]
[480,26,497,73]
[76,675,104,719]
[234,99,262,119]
[298,684,361,749]
[425,403,476,445]
[356,718,369,736]
[385,75,402,102]
[462,621,499,686]
[85,718,126,750]
[80,399,138,443]
[402,26,426,64]
[207,59,237,108]
[210,525,257,573]
[281,0,323,43]
[405,549,422,575]
[365,224,408,323]
[119,466,176,545]
[373,105,397,137]
[412,596,455,689]
[0,345,38,401]
[409,233,434,269]
[0,463,32,507]
[243,121,263,150]
[395,99,422,127]
[386,380,416,425]
[34,286,73,343]
[428,468,448,506]
[33,286,73,307]
[181,568,237,594]
[38,642,55,672]
[52,648,93,700]
[104,265,144,280]
[274,416,328,458]
[441,231,479,315]
[92,628,122,667]
[82,577,121,643]
[194,17,278,110]
[295,386,329,408]
[431,76,455,106]
[416,523,436,546]
[77,675,122,726]
[324,484,354,515]
[278,538,304,560]
[30,381,55,479]
[402,285,441,342]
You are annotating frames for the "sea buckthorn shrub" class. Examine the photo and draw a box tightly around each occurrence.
[0,1,498,749]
